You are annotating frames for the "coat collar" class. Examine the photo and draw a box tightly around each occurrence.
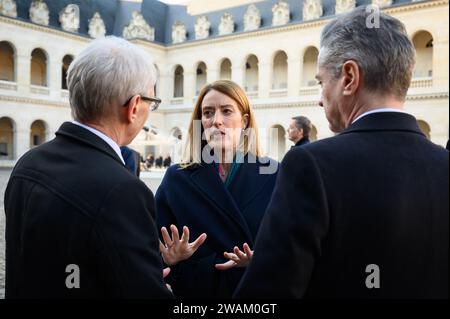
[294,137,310,147]
[188,154,277,244]
[55,122,125,166]
[339,112,425,137]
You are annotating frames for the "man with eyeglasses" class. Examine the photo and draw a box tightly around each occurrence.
[4,36,173,299]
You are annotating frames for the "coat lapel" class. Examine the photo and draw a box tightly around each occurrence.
[189,163,253,242]
[227,156,277,213]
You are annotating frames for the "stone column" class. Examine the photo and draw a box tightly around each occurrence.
[184,70,195,104]
[49,57,62,99]
[232,64,245,88]
[288,57,301,97]
[432,38,449,91]
[159,67,173,103]
[14,127,30,160]
[16,53,31,95]
[258,60,272,99]
[207,68,218,84]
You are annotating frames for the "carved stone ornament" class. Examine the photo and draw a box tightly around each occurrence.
[194,15,210,40]
[172,21,187,44]
[29,0,49,26]
[219,13,234,36]
[303,0,323,21]
[272,1,290,26]
[335,0,356,15]
[123,11,155,41]
[88,12,106,39]
[0,0,17,18]
[371,0,393,8]
[59,4,80,33]
[244,4,261,31]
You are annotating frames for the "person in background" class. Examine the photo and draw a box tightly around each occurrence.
[121,146,141,177]
[287,116,311,148]
[163,154,172,168]
[155,155,163,168]
[146,153,155,170]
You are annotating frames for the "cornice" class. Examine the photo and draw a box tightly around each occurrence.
[159,91,449,113]
[0,15,89,43]
[0,94,69,108]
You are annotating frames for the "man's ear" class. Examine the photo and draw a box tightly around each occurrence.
[124,95,140,123]
[341,60,360,96]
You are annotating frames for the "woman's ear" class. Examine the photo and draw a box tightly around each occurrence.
[242,114,249,129]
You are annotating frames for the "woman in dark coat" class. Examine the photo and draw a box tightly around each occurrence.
[155,80,278,298]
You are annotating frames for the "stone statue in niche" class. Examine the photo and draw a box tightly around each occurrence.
[335,0,356,15]
[88,12,106,39]
[244,4,261,31]
[303,0,323,21]
[172,21,187,44]
[123,11,155,41]
[219,13,234,36]
[29,0,49,26]
[272,1,290,27]
[59,4,80,33]
[0,0,17,18]
[371,0,393,7]
[195,15,210,40]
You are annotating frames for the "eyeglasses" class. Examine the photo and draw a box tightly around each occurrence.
[123,95,161,111]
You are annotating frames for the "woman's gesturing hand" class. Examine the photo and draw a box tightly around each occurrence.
[215,243,253,271]
[159,224,207,266]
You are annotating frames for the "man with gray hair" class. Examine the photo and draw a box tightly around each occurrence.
[5,36,173,298]
[288,116,311,148]
[235,6,448,298]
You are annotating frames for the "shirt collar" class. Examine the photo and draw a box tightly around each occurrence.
[72,121,125,165]
[352,108,406,124]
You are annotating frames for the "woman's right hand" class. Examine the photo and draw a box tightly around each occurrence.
[159,224,207,266]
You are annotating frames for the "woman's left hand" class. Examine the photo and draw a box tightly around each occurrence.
[215,243,253,271]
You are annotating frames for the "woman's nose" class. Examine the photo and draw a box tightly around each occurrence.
[212,111,223,126]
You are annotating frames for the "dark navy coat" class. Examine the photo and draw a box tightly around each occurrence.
[155,155,278,298]
[235,112,449,298]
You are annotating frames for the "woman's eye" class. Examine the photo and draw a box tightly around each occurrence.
[223,109,233,115]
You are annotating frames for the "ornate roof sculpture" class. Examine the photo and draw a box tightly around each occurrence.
[123,10,155,41]
[0,0,17,18]
[172,21,187,44]
[195,15,210,40]
[29,0,49,26]
[335,0,356,14]
[88,12,106,39]
[303,0,323,21]
[272,1,290,27]
[219,12,234,36]
[244,4,261,32]
[372,0,393,7]
[59,4,80,33]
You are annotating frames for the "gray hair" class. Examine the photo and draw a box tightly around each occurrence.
[292,116,311,137]
[319,6,415,100]
[67,36,156,122]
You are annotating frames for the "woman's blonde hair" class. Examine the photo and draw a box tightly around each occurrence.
[180,80,261,168]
